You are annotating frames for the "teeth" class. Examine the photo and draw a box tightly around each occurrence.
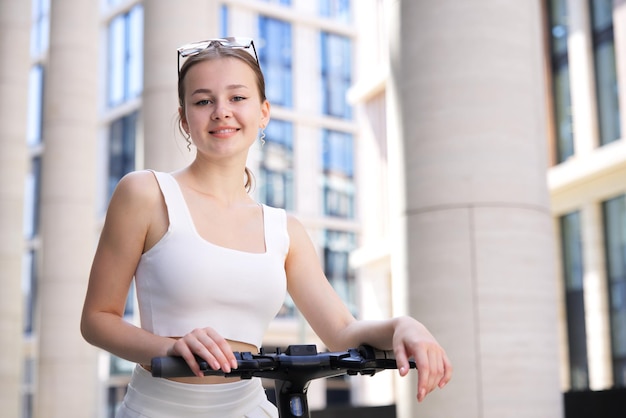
[213,128,236,134]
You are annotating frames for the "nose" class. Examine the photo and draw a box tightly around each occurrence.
[211,101,231,120]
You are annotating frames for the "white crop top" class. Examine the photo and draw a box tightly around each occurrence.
[134,171,289,348]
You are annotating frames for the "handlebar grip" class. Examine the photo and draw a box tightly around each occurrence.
[357,345,417,369]
[358,345,394,360]
[151,356,202,378]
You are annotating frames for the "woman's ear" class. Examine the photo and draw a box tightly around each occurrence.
[179,106,189,134]
[260,100,271,128]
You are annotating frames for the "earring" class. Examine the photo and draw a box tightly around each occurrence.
[259,127,266,147]
[185,132,192,152]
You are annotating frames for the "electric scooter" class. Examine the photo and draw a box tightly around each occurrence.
[151,344,416,418]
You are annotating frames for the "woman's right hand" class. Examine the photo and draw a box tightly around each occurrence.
[167,327,239,377]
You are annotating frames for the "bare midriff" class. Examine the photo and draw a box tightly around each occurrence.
[142,339,258,384]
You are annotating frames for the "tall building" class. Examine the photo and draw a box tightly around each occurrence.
[546,0,626,398]
[1,0,624,417]
[6,0,361,417]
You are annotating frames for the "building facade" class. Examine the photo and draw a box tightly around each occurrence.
[1,0,625,418]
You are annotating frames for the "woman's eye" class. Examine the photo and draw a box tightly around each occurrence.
[232,96,246,102]
[196,99,211,106]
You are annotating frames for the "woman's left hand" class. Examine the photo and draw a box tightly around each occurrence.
[392,316,452,402]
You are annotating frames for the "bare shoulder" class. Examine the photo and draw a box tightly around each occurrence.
[104,170,163,229]
[286,213,308,239]
[112,170,161,204]
[100,170,165,252]
[285,214,317,257]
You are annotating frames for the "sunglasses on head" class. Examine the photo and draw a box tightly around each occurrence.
[177,37,259,74]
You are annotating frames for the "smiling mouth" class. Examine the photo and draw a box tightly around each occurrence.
[210,128,239,134]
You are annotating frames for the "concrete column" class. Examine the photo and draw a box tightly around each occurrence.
[35,0,99,417]
[386,1,563,417]
[142,0,217,172]
[0,0,31,416]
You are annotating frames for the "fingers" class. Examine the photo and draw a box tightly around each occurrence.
[393,318,452,403]
[412,343,450,402]
[173,328,238,377]
[413,346,431,402]
[394,344,411,377]
[439,351,453,388]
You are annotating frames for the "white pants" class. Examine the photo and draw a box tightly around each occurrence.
[115,365,278,418]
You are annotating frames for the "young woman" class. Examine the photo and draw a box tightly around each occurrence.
[81,37,452,418]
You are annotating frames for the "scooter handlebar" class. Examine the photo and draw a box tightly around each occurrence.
[150,344,415,379]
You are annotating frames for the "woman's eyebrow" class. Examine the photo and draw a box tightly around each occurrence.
[190,85,250,95]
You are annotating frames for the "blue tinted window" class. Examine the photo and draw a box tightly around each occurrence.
[590,0,621,145]
[23,157,41,239]
[258,17,292,107]
[108,112,138,199]
[320,0,350,22]
[107,5,144,107]
[260,0,291,5]
[22,249,38,335]
[322,130,354,218]
[324,230,357,315]
[30,0,50,57]
[220,5,228,37]
[23,158,42,336]
[603,195,626,387]
[548,0,573,163]
[260,120,294,210]
[320,32,352,119]
[559,211,588,390]
[322,130,353,177]
[26,66,44,146]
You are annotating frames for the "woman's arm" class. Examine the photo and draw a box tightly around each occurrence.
[80,171,176,365]
[285,215,452,402]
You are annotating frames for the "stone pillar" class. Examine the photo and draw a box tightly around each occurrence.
[0,0,31,416]
[142,0,217,172]
[35,0,99,417]
[386,1,563,417]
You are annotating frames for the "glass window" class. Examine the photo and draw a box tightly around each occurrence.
[590,0,621,145]
[322,130,354,218]
[259,120,294,210]
[258,17,292,107]
[548,0,573,163]
[320,0,350,23]
[107,5,144,107]
[559,211,589,390]
[320,32,352,119]
[21,358,35,418]
[107,0,127,7]
[30,0,50,58]
[260,0,291,5]
[107,384,127,418]
[108,112,138,200]
[26,66,44,147]
[324,230,357,315]
[603,195,626,387]
[220,5,228,37]
[22,249,38,335]
[23,158,41,239]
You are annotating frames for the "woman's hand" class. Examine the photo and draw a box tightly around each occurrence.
[392,316,452,402]
[166,327,239,377]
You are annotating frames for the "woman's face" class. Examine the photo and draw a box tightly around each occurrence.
[180,57,270,159]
